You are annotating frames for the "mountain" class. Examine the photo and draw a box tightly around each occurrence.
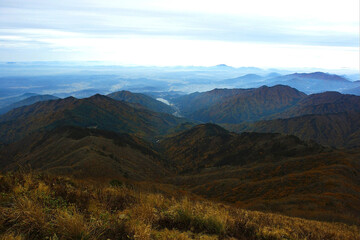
[189,85,306,123]
[55,88,107,99]
[161,124,360,224]
[0,94,59,115]
[342,86,360,96]
[107,90,174,114]
[271,91,360,119]
[172,88,251,116]
[267,72,356,93]
[173,86,359,125]
[160,123,324,172]
[266,72,282,78]
[271,72,350,82]
[0,126,168,180]
[0,93,38,108]
[0,94,187,143]
[345,73,360,81]
[225,111,360,148]
[221,74,264,86]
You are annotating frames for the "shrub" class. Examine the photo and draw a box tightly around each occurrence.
[109,179,124,187]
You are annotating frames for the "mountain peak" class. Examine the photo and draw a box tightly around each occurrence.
[87,94,113,101]
[291,72,349,82]
[215,64,230,67]
[90,93,105,98]
[258,84,305,94]
[176,123,229,140]
[64,96,77,100]
[193,123,228,133]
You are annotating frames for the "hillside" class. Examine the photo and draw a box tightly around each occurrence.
[189,85,306,123]
[0,95,59,115]
[271,91,360,119]
[225,111,360,148]
[160,123,324,172]
[172,88,251,116]
[1,172,358,240]
[0,94,187,143]
[161,124,360,225]
[0,126,168,180]
[107,90,174,114]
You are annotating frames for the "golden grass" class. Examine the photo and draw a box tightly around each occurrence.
[0,172,359,240]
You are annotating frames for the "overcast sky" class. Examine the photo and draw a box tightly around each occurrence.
[0,0,359,69]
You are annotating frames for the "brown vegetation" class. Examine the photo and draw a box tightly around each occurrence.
[224,111,360,148]
[1,171,359,240]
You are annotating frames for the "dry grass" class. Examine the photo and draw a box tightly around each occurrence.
[0,171,359,240]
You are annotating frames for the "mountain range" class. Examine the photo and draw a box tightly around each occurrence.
[266,72,359,94]
[171,85,360,127]
[0,94,59,115]
[224,111,360,148]
[188,85,306,123]
[0,94,186,143]
[0,92,39,109]
[0,83,359,226]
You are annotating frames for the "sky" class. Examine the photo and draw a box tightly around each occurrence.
[0,0,359,70]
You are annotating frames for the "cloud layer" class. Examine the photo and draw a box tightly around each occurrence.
[0,0,359,69]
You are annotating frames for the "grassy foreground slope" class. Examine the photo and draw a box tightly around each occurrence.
[0,172,359,240]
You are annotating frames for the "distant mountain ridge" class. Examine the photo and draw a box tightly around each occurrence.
[288,72,350,82]
[0,94,59,115]
[221,74,264,86]
[342,86,360,96]
[0,93,39,109]
[267,72,358,93]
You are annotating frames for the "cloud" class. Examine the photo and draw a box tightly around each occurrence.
[110,83,128,92]
[0,0,358,69]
